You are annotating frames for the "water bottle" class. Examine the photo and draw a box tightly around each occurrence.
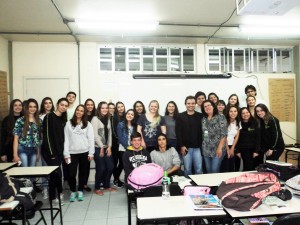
[162,171,170,200]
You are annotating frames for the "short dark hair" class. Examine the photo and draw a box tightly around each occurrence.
[245,85,256,95]
[185,95,195,104]
[66,91,77,98]
[201,100,218,118]
[130,132,142,140]
[195,91,206,100]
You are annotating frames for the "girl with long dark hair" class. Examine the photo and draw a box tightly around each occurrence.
[164,101,179,149]
[64,104,94,202]
[1,99,23,162]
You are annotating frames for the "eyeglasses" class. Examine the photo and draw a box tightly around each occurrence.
[247,90,255,94]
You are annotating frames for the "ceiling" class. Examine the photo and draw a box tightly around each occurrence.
[1,0,300,45]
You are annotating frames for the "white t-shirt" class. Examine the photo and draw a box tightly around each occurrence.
[227,122,239,145]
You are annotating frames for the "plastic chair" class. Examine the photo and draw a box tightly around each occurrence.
[273,213,300,225]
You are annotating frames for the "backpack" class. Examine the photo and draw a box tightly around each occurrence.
[127,163,163,190]
[216,172,281,211]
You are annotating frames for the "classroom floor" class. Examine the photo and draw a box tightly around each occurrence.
[16,185,136,225]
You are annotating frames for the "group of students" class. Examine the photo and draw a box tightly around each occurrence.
[0,85,285,203]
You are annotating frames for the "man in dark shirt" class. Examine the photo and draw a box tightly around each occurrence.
[176,96,203,176]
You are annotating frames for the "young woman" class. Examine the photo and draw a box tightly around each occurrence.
[108,103,116,117]
[201,100,227,173]
[41,98,69,203]
[39,97,55,120]
[115,101,126,123]
[39,97,55,199]
[64,105,95,202]
[236,107,263,171]
[137,100,166,152]
[13,98,41,167]
[133,100,146,127]
[150,133,181,176]
[255,104,285,161]
[83,98,96,192]
[91,102,116,196]
[1,99,23,162]
[246,95,256,116]
[164,101,179,149]
[221,106,241,172]
[208,92,219,105]
[227,94,240,109]
[217,100,226,115]
[116,109,136,186]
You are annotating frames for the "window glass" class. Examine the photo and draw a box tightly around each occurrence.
[143,47,154,71]
[129,48,140,71]
[115,48,126,71]
[183,49,194,71]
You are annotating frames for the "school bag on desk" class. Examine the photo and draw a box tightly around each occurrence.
[216,172,281,211]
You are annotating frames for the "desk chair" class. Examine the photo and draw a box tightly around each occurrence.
[273,213,300,225]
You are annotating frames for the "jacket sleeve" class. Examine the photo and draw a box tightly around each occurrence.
[91,117,103,148]
[255,123,261,154]
[269,117,281,150]
[42,114,55,157]
[122,151,132,181]
[175,115,183,148]
[87,122,95,156]
[63,122,70,158]
[0,117,9,156]
[117,122,127,148]
[107,118,112,147]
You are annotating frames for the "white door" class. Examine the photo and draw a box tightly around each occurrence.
[24,77,70,106]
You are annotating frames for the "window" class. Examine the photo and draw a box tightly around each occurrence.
[99,45,195,72]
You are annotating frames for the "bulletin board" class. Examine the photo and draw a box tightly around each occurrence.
[0,71,9,121]
[269,79,295,122]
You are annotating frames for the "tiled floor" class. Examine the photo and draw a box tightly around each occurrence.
[9,186,136,225]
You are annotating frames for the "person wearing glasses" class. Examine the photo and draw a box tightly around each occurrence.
[241,85,266,107]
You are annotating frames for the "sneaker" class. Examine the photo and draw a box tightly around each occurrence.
[100,183,104,190]
[42,188,49,200]
[77,191,84,201]
[70,192,76,202]
[113,180,124,188]
[54,193,65,206]
[83,185,91,192]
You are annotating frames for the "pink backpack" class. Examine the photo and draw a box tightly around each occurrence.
[127,163,163,190]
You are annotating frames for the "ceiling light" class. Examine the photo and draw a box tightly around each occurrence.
[239,25,300,35]
[75,19,158,31]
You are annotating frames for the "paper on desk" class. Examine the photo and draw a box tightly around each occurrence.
[172,176,192,189]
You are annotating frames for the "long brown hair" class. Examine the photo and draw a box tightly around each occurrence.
[70,104,88,129]
[22,98,40,138]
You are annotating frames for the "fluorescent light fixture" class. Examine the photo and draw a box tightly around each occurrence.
[75,19,158,31]
[239,25,300,35]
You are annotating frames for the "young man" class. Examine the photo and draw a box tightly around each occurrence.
[194,91,206,113]
[241,85,266,107]
[176,96,203,176]
[66,91,76,120]
[123,132,152,182]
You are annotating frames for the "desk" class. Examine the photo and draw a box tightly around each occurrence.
[285,147,300,166]
[137,196,226,224]
[225,195,300,223]
[0,201,26,225]
[0,162,17,172]
[189,171,256,187]
[5,166,62,225]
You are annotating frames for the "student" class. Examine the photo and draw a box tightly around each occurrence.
[242,85,266,107]
[221,105,241,172]
[137,100,166,152]
[64,104,94,202]
[66,91,77,120]
[201,100,227,173]
[246,95,256,116]
[255,104,285,161]
[1,99,23,162]
[122,132,151,182]
[116,109,136,187]
[133,100,146,128]
[13,98,41,167]
[39,97,55,199]
[236,107,262,171]
[227,93,240,108]
[164,101,179,149]
[217,100,226,115]
[91,101,116,196]
[208,92,219,105]
[151,133,181,176]
[83,98,96,192]
[194,91,206,113]
[176,96,203,176]
[41,97,69,204]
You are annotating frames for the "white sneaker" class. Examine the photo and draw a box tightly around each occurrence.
[53,193,64,206]
[42,188,49,200]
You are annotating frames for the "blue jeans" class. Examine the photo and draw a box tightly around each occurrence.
[18,145,37,167]
[204,155,224,173]
[183,148,202,176]
[94,147,114,189]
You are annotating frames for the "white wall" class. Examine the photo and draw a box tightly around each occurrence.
[12,41,297,144]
